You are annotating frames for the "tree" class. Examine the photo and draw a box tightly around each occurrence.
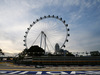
[66,52,75,56]
[0,49,4,55]
[48,52,53,56]
[90,51,100,56]
[27,45,45,56]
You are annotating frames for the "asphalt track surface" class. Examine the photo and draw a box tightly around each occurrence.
[0,62,100,74]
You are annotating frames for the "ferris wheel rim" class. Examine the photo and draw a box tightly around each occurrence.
[23,15,70,50]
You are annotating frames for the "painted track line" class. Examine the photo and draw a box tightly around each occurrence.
[8,71,20,74]
[1,70,100,74]
[19,71,29,74]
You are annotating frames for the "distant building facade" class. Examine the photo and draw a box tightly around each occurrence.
[55,43,60,54]
[54,43,69,56]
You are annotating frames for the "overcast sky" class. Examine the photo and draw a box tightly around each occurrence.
[0,0,100,53]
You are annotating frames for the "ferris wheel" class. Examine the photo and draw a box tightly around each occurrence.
[23,15,70,53]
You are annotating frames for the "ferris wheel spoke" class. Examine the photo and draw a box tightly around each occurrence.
[31,33,41,47]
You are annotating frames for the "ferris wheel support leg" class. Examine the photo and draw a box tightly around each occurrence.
[44,34,46,51]
[40,32,43,48]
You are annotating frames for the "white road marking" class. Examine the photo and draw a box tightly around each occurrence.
[19,71,29,74]
[70,71,76,74]
[36,71,42,74]
[0,71,7,73]
[0,70,100,74]
[8,71,20,74]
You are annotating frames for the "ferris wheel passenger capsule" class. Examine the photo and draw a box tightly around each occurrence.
[24,35,26,38]
[63,44,66,47]
[27,28,30,30]
[56,16,59,19]
[52,15,54,17]
[25,31,28,34]
[40,17,42,19]
[33,22,35,24]
[44,16,46,18]
[66,39,68,42]
[65,24,68,27]
[67,28,70,31]
[67,34,70,36]
[48,15,50,17]
[30,24,33,27]
[36,19,39,21]
[63,20,65,23]
[23,40,26,42]
[60,18,62,20]
[24,44,26,46]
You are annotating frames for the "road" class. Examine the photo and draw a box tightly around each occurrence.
[0,62,100,71]
[0,62,100,74]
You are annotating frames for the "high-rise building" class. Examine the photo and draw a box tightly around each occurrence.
[55,43,60,54]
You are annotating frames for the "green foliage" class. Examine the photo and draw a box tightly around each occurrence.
[0,48,4,55]
[66,52,75,56]
[27,45,45,56]
[90,51,100,56]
